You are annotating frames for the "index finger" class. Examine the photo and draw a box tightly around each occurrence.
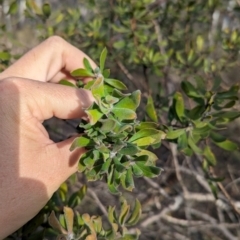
[0,36,96,82]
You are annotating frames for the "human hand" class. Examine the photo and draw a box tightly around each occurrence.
[0,36,95,238]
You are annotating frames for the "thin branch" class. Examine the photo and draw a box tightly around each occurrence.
[140,195,183,228]
[152,19,166,56]
[225,177,240,190]
[170,143,188,195]
[143,177,170,198]
[88,188,108,217]
[162,215,204,227]
[184,193,215,202]
[116,60,147,91]
[188,208,238,240]
[210,167,240,216]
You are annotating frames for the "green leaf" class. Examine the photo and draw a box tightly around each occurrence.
[113,40,126,49]
[8,1,18,15]
[91,77,105,98]
[125,168,135,191]
[68,185,87,209]
[130,136,162,147]
[174,92,185,120]
[188,136,202,154]
[71,68,94,77]
[42,3,51,18]
[131,163,143,177]
[181,147,193,156]
[48,211,67,234]
[119,199,130,225]
[79,185,87,200]
[83,57,93,72]
[114,90,141,110]
[209,181,218,199]
[83,152,95,168]
[176,51,186,64]
[0,52,11,61]
[103,69,110,78]
[187,105,205,120]
[119,143,140,155]
[203,146,216,166]
[129,129,160,142]
[86,108,103,125]
[136,150,158,163]
[100,158,112,173]
[192,122,212,136]
[84,80,95,90]
[181,81,202,98]
[166,128,185,140]
[212,139,238,151]
[126,199,142,226]
[108,165,120,194]
[210,132,226,142]
[212,111,240,121]
[146,96,158,122]
[129,128,165,147]
[111,108,136,121]
[221,100,236,109]
[137,122,159,129]
[100,119,117,132]
[194,76,206,93]
[108,206,117,224]
[135,162,161,178]
[112,89,131,98]
[70,136,94,151]
[177,131,188,149]
[59,79,76,88]
[208,177,225,182]
[104,78,128,90]
[100,47,107,72]
[216,84,239,99]
[86,164,102,181]
[105,95,119,104]
[211,76,221,91]
[92,216,102,233]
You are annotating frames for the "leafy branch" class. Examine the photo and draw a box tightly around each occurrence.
[64,48,164,194]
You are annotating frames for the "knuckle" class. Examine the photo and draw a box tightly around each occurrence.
[0,77,26,96]
[45,35,66,48]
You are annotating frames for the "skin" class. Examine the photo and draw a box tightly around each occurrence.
[0,36,96,239]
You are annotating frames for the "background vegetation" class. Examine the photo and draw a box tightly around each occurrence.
[2,0,240,239]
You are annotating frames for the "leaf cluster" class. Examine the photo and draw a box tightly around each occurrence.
[48,198,141,240]
[64,48,164,194]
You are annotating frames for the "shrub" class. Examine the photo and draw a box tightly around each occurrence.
[2,1,240,239]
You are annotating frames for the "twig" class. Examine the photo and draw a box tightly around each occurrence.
[88,188,108,217]
[143,177,170,198]
[225,177,240,191]
[170,143,188,195]
[162,215,204,227]
[184,193,215,202]
[152,19,166,56]
[165,166,212,193]
[188,208,238,240]
[210,167,240,216]
[116,60,147,91]
[162,209,237,240]
[140,195,183,228]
